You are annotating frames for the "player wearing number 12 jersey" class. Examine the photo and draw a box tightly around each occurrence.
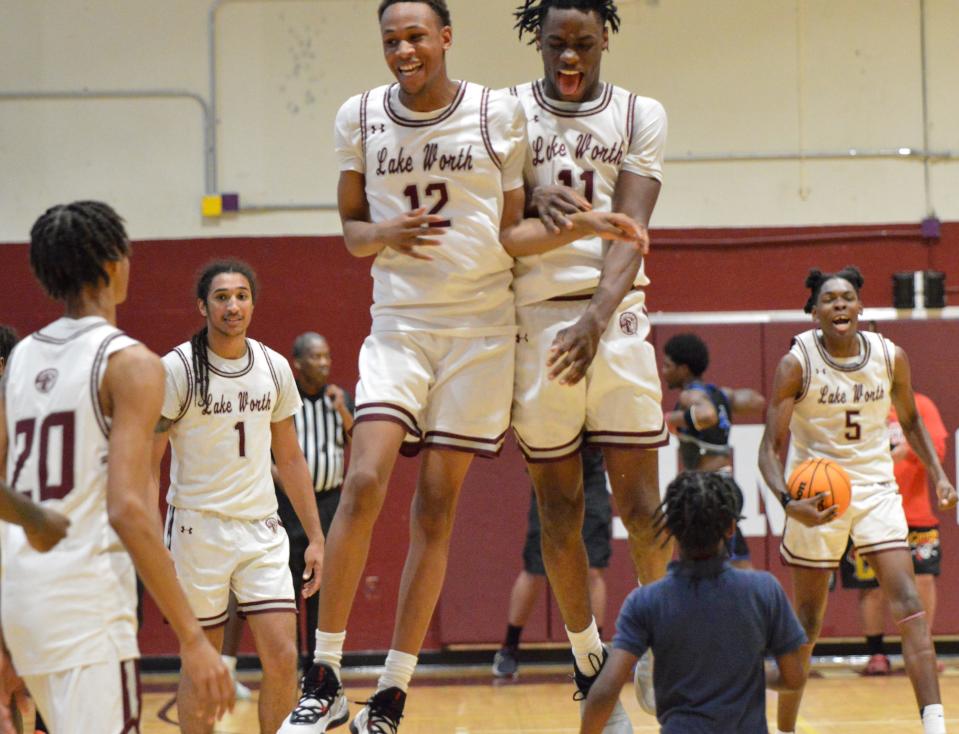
[2,202,232,733]
[154,260,324,734]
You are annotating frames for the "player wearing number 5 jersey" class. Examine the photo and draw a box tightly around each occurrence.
[280,2,646,733]
[759,267,956,734]
[154,260,324,734]
[2,202,233,734]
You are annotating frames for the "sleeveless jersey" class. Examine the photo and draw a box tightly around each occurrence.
[787,329,896,485]
[676,380,732,469]
[1,316,140,675]
[161,339,301,520]
[509,81,667,305]
[334,81,526,335]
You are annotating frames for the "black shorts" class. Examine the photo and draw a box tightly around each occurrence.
[277,486,342,595]
[523,449,612,574]
[839,525,941,589]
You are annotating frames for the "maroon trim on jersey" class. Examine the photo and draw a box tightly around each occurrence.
[354,401,422,436]
[521,445,582,464]
[549,286,641,302]
[163,507,176,550]
[90,331,128,439]
[514,432,583,463]
[856,538,910,554]
[383,81,467,127]
[793,336,812,402]
[878,335,894,382]
[424,428,508,446]
[120,659,142,734]
[257,341,281,394]
[508,86,518,97]
[479,87,503,170]
[359,89,371,164]
[813,330,871,372]
[626,93,637,146]
[205,339,256,378]
[32,321,104,345]
[418,440,504,459]
[172,347,194,422]
[531,80,613,118]
[237,597,297,608]
[779,536,841,569]
[241,607,297,617]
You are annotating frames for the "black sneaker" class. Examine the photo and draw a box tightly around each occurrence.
[350,686,406,734]
[573,648,634,732]
[278,663,350,732]
[492,646,520,678]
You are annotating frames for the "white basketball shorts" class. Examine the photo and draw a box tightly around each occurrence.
[354,331,514,457]
[512,290,667,462]
[164,507,296,626]
[25,658,140,734]
[780,481,909,568]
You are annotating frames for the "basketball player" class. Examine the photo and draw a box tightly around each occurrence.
[507,0,667,722]
[758,267,956,734]
[580,472,805,734]
[279,2,645,732]
[1,202,233,734]
[661,332,765,568]
[153,260,324,734]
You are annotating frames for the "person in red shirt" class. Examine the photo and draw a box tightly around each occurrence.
[839,392,949,675]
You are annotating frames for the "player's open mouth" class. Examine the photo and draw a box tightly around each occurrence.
[398,61,423,77]
[832,316,851,327]
[556,69,583,97]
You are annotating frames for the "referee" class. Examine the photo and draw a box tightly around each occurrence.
[274,331,353,670]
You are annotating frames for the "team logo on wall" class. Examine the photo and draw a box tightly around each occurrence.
[619,312,639,336]
[34,368,58,393]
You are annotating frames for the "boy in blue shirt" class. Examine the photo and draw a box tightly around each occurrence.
[581,472,806,733]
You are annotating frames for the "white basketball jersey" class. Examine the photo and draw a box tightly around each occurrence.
[334,82,526,335]
[509,81,667,305]
[788,329,896,485]
[1,316,139,675]
[161,339,301,520]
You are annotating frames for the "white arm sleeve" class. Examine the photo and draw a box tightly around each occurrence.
[623,96,667,182]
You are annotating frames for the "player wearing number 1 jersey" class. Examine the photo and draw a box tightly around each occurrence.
[154,260,323,734]
[506,0,667,726]
[759,267,956,734]
[1,202,232,734]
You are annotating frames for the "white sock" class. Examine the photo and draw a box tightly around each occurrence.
[221,654,237,678]
[566,618,604,676]
[377,649,418,693]
[314,629,347,679]
[776,730,795,734]
[922,704,946,734]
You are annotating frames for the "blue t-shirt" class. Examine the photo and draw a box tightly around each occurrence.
[613,558,806,734]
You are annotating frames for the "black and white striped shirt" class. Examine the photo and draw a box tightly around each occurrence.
[293,384,353,492]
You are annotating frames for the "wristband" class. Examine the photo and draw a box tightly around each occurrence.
[779,491,793,509]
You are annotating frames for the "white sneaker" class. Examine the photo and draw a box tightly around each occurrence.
[278,663,350,733]
[634,650,656,715]
[349,687,405,734]
[234,678,253,701]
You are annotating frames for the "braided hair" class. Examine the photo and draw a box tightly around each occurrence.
[191,259,258,406]
[664,333,709,378]
[29,201,130,301]
[515,0,621,42]
[378,0,451,26]
[656,472,742,558]
[803,266,864,313]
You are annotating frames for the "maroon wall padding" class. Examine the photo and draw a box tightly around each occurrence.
[2,222,957,654]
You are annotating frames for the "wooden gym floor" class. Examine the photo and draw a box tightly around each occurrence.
[130,657,959,733]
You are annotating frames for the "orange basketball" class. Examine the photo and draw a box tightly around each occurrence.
[787,458,851,518]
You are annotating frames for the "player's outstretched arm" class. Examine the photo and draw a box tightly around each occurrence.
[890,346,957,509]
[580,647,635,734]
[337,171,447,261]
[272,416,325,597]
[103,346,234,724]
[758,355,837,528]
[0,398,70,551]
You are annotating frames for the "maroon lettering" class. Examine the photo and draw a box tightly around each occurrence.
[375,146,414,176]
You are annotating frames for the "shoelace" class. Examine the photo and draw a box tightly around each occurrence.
[356,697,404,734]
[571,650,606,701]
[289,686,338,724]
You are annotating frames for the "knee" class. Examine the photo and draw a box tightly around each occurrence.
[794,603,825,642]
[260,635,299,675]
[340,468,387,520]
[411,490,457,541]
[537,494,583,544]
[888,587,925,622]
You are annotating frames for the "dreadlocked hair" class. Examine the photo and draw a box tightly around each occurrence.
[378,0,451,27]
[803,266,864,313]
[29,201,130,301]
[0,325,19,363]
[655,472,742,557]
[514,0,621,42]
[191,259,258,406]
[664,333,709,377]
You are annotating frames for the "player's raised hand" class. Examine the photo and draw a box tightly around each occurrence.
[179,632,235,725]
[302,539,324,598]
[547,315,602,386]
[376,208,447,260]
[785,492,839,528]
[935,477,957,510]
[572,212,650,254]
[24,506,70,552]
[532,184,592,234]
